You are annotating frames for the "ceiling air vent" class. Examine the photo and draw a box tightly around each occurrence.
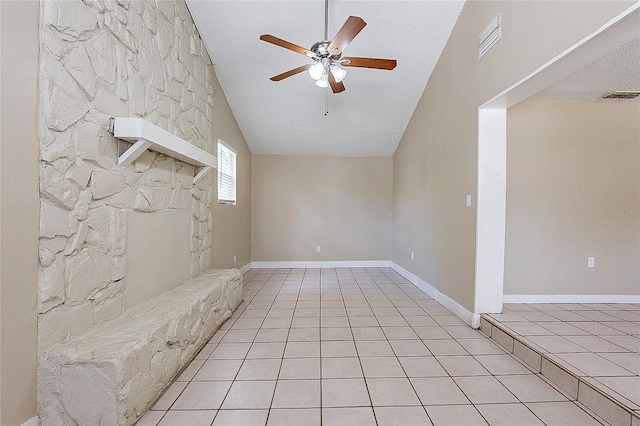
[478,12,502,58]
[602,91,640,100]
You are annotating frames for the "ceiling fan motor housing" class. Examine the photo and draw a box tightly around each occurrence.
[310,41,342,61]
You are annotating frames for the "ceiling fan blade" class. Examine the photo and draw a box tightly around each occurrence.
[329,73,345,93]
[260,34,315,57]
[342,57,397,70]
[270,65,311,81]
[327,16,367,56]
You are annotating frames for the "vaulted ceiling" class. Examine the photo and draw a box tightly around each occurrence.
[187,1,464,156]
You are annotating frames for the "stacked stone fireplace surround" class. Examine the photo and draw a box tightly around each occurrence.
[37,0,225,422]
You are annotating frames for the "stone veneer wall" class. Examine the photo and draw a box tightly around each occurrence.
[38,0,215,397]
[41,269,243,425]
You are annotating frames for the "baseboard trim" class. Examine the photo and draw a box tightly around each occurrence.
[238,263,252,275]
[503,294,640,304]
[389,262,436,298]
[390,262,481,328]
[250,260,392,269]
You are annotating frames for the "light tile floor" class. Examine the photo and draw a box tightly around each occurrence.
[137,268,608,425]
[486,303,640,413]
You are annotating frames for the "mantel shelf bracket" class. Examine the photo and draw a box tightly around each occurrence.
[118,139,153,167]
[111,117,217,185]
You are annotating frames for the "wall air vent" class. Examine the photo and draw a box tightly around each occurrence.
[602,91,640,99]
[478,12,502,59]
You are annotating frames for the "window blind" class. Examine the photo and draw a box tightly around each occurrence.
[217,140,237,204]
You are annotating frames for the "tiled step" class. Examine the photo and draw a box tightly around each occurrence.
[480,315,640,426]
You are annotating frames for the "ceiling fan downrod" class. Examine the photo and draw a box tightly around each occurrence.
[324,0,329,41]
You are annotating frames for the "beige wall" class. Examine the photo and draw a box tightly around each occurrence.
[392,1,636,312]
[0,1,39,424]
[124,211,192,307]
[211,71,252,269]
[505,100,640,295]
[252,156,392,262]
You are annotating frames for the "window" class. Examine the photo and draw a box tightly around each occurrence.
[217,140,237,205]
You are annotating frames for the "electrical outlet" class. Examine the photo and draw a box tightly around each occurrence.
[316,246,321,253]
[588,257,595,268]
[233,255,237,264]
[466,195,472,207]
[411,252,414,260]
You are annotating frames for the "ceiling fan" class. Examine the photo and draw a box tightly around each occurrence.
[259,0,397,93]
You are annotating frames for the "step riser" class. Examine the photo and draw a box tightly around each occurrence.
[481,315,640,426]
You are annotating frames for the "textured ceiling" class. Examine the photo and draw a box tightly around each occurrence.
[187,1,464,156]
[530,37,640,103]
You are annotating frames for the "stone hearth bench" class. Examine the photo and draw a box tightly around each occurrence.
[39,268,243,426]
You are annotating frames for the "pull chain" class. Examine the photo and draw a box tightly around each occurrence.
[324,89,329,115]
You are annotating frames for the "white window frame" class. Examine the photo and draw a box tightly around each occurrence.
[217,139,237,205]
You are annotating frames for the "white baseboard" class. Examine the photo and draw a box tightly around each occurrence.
[390,262,436,298]
[504,294,640,304]
[238,262,252,275]
[391,262,481,328]
[21,416,38,426]
[250,260,392,269]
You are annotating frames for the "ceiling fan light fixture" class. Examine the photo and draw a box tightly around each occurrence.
[330,64,347,83]
[260,3,396,95]
[308,62,324,80]
[315,73,329,88]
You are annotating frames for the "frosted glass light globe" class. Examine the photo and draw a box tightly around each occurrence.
[308,62,324,80]
[330,64,347,82]
[315,73,329,88]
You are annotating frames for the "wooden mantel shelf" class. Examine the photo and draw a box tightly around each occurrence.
[111,117,217,184]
